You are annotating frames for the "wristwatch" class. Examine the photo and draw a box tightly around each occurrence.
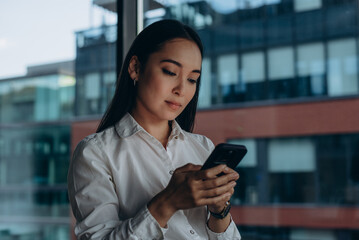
[209,201,231,219]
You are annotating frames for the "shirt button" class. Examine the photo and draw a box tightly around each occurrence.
[174,136,178,139]
[169,170,174,175]
[190,230,195,234]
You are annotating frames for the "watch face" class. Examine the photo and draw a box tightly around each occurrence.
[221,202,231,217]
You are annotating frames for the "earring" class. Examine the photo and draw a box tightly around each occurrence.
[133,78,137,86]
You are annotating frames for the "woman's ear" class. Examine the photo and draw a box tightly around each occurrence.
[128,56,140,80]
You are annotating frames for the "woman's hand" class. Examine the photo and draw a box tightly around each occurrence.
[147,163,239,227]
[205,166,239,214]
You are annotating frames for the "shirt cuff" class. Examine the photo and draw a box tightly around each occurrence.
[130,205,168,239]
[206,218,241,240]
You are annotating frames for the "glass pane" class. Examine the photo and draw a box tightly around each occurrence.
[268,138,315,172]
[198,58,211,108]
[218,54,239,85]
[241,52,265,83]
[0,1,118,240]
[217,54,240,103]
[229,139,257,168]
[268,47,295,80]
[268,46,295,99]
[75,23,117,116]
[85,73,101,100]
[294,0,322,12]
[103,71,117,110]
[0,125,71,236]
[327,38,358,96]
[297,42,326,96]
[229,139,259,206]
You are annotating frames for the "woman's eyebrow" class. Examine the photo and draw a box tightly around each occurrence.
[160,59,201,74]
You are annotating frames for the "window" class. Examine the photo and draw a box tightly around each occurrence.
[297,42,325,96]
[84,72,101,114]
[268,47,295,80]
[269,137,316,203]
[268,46,295,99]
[103,71,116,110]
[294,0,322,12]
[198,58,211,107]
[290,229,336,240]
[85,73,100,100]
[241,51,266,100]
[327,38,358,96]
[242,52,265,84]
[268,138,315,172]
[0,1,118,239]
[217,54,240,103]
[229,139,257,168]
[229,139,259,205]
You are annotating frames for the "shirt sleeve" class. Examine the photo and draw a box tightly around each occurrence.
[67,137,167,240]
[206,217,241,240]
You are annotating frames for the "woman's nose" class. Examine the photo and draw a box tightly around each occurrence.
[173,78,185,96]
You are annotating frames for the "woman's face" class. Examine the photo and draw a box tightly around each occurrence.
[132,38,202,123]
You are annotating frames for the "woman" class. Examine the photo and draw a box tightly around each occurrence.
[68,19,241,239]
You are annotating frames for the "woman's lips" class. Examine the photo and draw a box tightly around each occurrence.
[165,100,182,110]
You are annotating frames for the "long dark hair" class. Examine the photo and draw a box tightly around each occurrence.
[96,19,204,133]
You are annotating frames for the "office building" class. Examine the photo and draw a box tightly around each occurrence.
[0,61,75,239]
[72,0,359,239]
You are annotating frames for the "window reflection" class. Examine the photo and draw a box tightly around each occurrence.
[269,138,316,203]
[327,38,358,96]
[0,71,75,123]
[268,46,295,99]
[229,139,258,206]
[143,0,359,105]
[85,72,101,114]
[0,1,117,239]
[0,125,70,239]
[294,0,322,12]
[198,58,211,108]
[241,51,266,101]
[228,134,359,206]
[297,42,326,96]
[217,54,240,103]
[75,25,117,117]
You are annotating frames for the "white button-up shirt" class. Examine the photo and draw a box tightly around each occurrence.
[68,113,241,240]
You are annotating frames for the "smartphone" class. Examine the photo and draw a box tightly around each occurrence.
[201,143,247,171]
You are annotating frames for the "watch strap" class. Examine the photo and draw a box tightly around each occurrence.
[209,201,231,219]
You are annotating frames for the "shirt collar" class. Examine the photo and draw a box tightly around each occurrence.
[115,113,143,138]
[115,112,185,139]
[169,119,185,140]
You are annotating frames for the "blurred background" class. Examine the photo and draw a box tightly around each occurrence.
[0,0,358,239]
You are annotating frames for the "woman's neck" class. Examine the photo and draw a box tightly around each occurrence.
[130,111,171,148]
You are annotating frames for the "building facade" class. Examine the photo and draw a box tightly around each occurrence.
[75,25,117,117]
[0,61,75,239]
[72,0,359,239]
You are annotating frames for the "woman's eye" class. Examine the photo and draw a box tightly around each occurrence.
[188,78,197,84]
[162,69,176,76]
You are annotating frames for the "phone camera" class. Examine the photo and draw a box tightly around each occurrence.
[227,150,234,157]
